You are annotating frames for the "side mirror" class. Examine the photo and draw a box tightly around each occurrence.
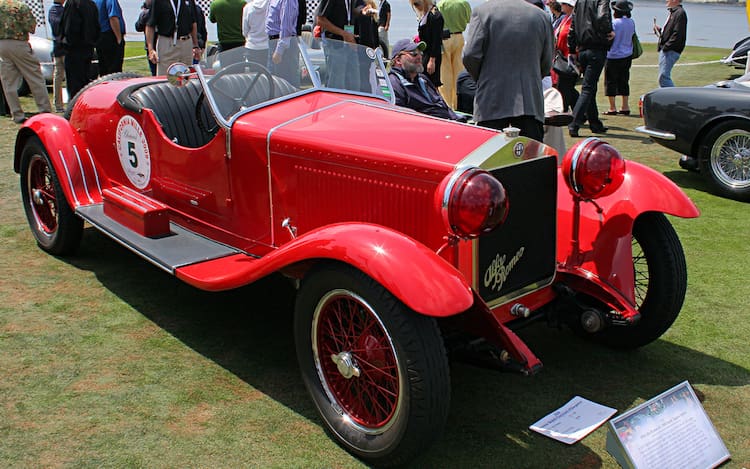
[166,62,193,87]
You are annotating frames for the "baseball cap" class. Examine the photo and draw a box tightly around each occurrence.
[559,0,575,6]
[390,39,427,60]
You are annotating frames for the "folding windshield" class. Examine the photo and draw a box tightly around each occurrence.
[192,37,393,125]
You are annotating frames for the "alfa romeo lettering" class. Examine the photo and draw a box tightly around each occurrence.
[484,247,525,292]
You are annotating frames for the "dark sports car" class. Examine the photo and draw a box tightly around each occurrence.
[636,74,750,201]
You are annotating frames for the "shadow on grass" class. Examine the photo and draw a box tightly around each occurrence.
[662,169,724,201]
[62,229,749,467]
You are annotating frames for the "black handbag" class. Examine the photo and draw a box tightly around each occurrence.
[552,50,579,76]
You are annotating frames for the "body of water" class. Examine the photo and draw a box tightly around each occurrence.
[34,0,750,50]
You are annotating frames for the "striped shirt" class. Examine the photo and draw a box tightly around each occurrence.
[265,0,298,55]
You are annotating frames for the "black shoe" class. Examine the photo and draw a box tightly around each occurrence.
[568,126,580,137]
[590,125,608,134]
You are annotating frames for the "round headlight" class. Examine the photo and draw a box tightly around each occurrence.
[441,168,508,239]
[562,137,626,199]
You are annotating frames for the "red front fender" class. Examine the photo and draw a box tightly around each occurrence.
[14,114,108,209]
[176,223,475,317]
[556,161,699,309]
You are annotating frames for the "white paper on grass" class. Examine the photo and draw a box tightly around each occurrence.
[529,396,617,445]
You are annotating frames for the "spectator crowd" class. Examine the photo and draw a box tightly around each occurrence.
[1,0,687,145]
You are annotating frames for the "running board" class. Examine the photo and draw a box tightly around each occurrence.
[77,204,240,273]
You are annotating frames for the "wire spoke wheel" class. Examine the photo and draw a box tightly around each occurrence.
[631,236,649,308]
[295,264,450,466]
[701,120,750,201]
[709,129,750,189]
[20,137,83,255]
[313,290,401,432]
[27,154,59,236]
[584,213,686,349]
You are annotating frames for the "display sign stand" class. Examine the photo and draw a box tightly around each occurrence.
[606,381,730,469]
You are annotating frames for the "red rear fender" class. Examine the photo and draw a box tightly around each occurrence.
[15,114,110,208]
[176,223,475,317]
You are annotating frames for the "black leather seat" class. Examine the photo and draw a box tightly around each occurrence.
[131,80,215,148]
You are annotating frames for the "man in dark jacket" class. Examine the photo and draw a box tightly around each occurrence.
[566,0,613,137]
[654,0,687,87]
[61,0,100,99]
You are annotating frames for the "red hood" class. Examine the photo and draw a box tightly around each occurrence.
[234,91,500,173]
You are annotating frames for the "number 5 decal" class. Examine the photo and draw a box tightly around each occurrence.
[127,141,138,168]
[116,116,151,189]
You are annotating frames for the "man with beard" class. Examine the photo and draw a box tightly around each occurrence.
[388,38,464,121]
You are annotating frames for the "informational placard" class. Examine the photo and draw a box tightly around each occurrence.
[606,381,731,469]
[529,396,617,445]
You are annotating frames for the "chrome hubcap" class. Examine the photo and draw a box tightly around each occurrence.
[331,351,361,379]
[32,189,44,205]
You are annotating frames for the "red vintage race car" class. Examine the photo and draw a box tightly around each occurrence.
[14,40,699,466]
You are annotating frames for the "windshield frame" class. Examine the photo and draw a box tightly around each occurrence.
[191,39,394,130]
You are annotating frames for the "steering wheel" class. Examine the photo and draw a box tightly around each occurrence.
[207,61,275,116]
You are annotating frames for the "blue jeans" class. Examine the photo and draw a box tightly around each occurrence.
[658,50,681,88]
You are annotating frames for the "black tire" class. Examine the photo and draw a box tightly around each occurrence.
[294,263,450,467]
[593,212,687,349]
[20,137,83,255]
[63,72,142,120]
[699,119,750,201]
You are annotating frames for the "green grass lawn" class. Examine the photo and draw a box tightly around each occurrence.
[1,43,748,467]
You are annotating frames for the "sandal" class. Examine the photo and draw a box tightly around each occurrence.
[618,110,631,115]
[604,110,618,115]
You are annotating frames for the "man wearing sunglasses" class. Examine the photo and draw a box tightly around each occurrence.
[388,38,465,122]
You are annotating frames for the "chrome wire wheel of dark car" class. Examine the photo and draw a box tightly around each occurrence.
[701,120,750,201]
[295,264,450,466]
[591,213,687,349]
[20,137,83,255]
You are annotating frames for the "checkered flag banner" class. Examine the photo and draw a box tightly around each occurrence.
[195,0,210,18]
[306,0,320,24]
[23,0,46,30]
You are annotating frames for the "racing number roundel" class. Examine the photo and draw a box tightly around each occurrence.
[116,115,151,189]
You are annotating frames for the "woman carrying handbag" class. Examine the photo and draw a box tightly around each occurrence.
[604,0,635,115]
[552,0,579,113]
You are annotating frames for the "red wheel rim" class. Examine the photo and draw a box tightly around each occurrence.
[27,154,59,236]
[313,290,401,432]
